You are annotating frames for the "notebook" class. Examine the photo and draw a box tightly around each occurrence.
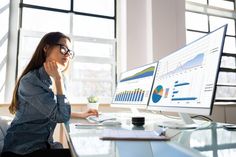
[100,129,170,141]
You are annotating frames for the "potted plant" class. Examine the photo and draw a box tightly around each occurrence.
[87,95,99,110]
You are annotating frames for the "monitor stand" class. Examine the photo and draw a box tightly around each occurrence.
[157,113,198,129]
[130,107,140,116]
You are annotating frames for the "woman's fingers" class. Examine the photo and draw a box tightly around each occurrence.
[88,109,99,117]
[44,61,61,79]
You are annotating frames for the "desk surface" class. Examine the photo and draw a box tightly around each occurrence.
[64,112,236,157]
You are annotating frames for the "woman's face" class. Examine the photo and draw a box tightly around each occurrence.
[45,37,72,71]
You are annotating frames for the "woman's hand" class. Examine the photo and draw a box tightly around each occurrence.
[81,109,99,118]
[44,60,65,95]
[71,109,99,119]
[44,60,62,80]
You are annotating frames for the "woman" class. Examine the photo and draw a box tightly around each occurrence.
[2,32,98,157]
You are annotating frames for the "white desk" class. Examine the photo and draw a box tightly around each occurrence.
[63,112,236,157]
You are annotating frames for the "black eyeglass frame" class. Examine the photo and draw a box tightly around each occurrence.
[55,43,74,59]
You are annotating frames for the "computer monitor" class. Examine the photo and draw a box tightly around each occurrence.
[148,25,227,129]
[111,62,158,112]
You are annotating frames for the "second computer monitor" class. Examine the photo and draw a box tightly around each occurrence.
[148,25,227,116]
[111,62,158,109]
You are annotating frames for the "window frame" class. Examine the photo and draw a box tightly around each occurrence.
[0,0,9,103]
[186,0,236,103]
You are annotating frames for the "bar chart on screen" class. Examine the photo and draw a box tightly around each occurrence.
[112,63,157,105]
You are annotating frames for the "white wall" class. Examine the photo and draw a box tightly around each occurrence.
[152,0,186,60]
[126,0,149,69]
[117,0,186,73]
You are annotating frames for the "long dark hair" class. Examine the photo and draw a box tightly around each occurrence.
[9,32,71,114]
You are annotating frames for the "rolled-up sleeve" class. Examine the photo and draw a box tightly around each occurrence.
[18,75,71,123]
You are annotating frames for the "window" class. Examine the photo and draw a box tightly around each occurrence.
[17,0,116,103]
[73,15,114,39]
[209,0,234,10]
[23,0,71,10]
[74,0,114,16]
[22,8,70,33]
[186,0,236,102]
[0,0,9,102]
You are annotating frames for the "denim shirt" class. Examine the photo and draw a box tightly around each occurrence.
[3,66,71,155]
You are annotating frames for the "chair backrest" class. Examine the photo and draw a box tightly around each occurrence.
[0,116,11,153]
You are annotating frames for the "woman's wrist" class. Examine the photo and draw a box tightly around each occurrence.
[71,112,85,118]
[53,74,62,81]
[52,77,64,95]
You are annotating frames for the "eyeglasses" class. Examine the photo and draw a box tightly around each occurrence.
[55,44,74,59]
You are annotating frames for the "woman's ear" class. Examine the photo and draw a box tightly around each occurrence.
[43,44,50,57]
[43,44,49,53]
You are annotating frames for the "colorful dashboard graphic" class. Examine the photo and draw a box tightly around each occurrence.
[149,25,226,110]
[114,88,145,102]
[112,62,158,105]
[152,85,163,103]
[120,66,156,82]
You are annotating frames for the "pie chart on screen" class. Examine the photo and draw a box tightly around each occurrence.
[152,85,163,103]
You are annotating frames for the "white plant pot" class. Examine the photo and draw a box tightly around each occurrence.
[87,102,99,110]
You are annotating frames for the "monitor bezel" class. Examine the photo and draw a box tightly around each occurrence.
[147,24,227,116]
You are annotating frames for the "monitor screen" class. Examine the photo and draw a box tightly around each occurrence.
[111,62,158,108]
[148,25,227,115]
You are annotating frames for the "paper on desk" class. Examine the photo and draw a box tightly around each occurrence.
[100,129,170,141]
[75,122,103,128]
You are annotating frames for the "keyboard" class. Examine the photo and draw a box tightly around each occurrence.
[87,114,117,123]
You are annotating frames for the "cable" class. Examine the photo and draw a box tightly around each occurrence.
[159,111,181,120]
[191,115,213,122]
[159,111,213,122]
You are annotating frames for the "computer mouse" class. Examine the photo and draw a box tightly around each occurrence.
[101,120,122,126]
[223,124,236,131]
